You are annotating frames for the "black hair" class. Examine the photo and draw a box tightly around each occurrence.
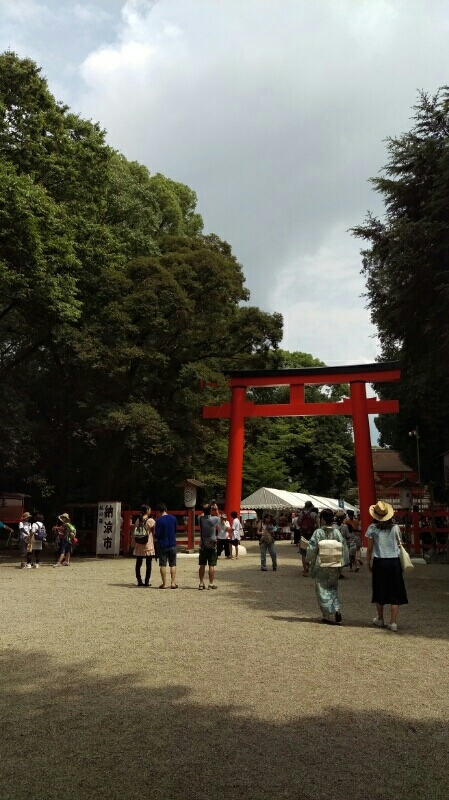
[140,504,150,514]
[376,520,394,530]
[156,503,167,513]
[203,504,211,516]
[321,508,334,526]
[231,511,238,519]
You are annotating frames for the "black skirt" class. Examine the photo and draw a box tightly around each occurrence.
[372,557,408,606]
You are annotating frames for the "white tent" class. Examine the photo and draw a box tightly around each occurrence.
[241,487,357,512]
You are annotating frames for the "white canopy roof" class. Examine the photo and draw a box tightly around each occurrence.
[241,487,357,512]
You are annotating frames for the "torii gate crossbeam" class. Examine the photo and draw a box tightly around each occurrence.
[203,362,401,535]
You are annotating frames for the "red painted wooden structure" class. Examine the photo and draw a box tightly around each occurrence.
[203,362,401,536]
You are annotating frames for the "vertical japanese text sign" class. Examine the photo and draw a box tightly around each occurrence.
[96,502,122,555]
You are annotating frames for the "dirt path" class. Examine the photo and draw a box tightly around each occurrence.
[1,542,448,799]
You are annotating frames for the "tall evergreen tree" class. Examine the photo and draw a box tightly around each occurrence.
[352,89,449,495]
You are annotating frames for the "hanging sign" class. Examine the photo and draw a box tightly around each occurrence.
[96,501,122,555]
[399,489,413,510]
[184,486,197,508]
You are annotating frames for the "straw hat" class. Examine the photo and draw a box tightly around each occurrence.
[21,512,31,520]
[59,513,70,521]
[369,500,394,522]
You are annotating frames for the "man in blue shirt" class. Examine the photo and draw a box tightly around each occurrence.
[154,503,178,588]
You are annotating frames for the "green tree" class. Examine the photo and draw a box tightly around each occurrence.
[0,52,283,508]
[242,350,355,498]
[352,89,449,495]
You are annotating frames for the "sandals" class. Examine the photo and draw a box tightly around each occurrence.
[170,584,178,589]
[198,584,206,590]
[158,584,168,589]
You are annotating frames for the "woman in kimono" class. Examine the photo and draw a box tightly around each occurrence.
[306,508,348,625]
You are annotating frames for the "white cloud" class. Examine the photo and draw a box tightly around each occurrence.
[1,0,46,22]
[3,0,449,367]
[73,4,111,23]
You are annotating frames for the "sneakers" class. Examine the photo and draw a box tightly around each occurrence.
[208,584,217,589]
[261,567,267,571]
[53,563,61,567]
[26,564,32,569]
[373,617,385,628]
[198,584,206,590]
[35,563,39,568]
[335,610,342,624]
[387,623,398,632]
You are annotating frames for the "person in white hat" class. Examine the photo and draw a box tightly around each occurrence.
[216,513,231,559]
[366,501,408,631]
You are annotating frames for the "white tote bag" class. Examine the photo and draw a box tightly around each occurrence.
[396,530,414,571]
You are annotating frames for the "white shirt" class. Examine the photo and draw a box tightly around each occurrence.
[232,518,241,540]
[217,520,230,539]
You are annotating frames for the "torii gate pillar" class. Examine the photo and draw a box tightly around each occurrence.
[350,381,376,531]
[226,386,246,519]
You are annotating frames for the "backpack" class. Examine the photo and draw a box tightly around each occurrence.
[58,522,76,540]
[299,512,315,536]
[66,523,77,542]
[200,516,216,550]
[134,520,149,545]
[33,522,46,541]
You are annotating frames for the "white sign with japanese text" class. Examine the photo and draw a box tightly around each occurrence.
[96,501,122,555]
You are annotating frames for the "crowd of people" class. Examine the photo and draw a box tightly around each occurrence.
[11,498,409,630]
[15,511,78,568]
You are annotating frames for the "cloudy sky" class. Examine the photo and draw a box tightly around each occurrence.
[2,0,449,368]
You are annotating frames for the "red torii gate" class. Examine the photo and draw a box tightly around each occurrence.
[203,361,401,535]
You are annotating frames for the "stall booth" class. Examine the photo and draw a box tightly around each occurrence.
[0,493,30,548]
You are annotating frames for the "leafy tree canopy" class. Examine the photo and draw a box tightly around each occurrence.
[0,52,283,509]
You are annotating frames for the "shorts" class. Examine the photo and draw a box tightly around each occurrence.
[59,539,72,555]
[198,546,217,567]
[231,538,240,546]
[158,546,177,568]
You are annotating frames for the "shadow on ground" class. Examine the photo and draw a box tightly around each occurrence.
[1,649,447,800]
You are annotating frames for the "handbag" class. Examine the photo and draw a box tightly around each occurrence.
[396,530,414,571]
[260,526,274,546]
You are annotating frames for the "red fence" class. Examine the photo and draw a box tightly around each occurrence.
[395,510,449,556]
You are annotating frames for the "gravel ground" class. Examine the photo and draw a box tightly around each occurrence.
[1,542,449,800]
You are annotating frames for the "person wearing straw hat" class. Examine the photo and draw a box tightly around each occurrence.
[53,513,76,567]
[366,500,408,632]
[18,512,32,568]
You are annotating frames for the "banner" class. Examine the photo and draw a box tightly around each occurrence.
[96,502,122,555]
